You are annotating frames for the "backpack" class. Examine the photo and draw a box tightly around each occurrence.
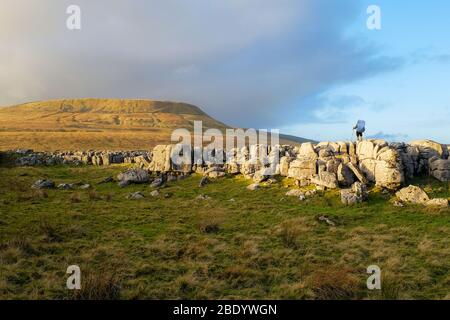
[356,120,366,133]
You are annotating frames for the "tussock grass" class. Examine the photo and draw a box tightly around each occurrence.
[0,164,449,299]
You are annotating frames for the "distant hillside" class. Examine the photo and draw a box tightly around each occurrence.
[0,99,313,151]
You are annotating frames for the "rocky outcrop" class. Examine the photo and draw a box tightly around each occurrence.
[409,140,449,173]
[357,140,404,190]
[10,139,449,190]
[429,157,450,182]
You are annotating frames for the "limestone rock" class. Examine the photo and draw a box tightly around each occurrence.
[410,140,449,160]
[57,183,74,190]
[31,179,55,189]
[429,157,450,182]
[310,172,338,189]
[337,163,355,186]
[127,191,145,200]
[148,145,173,172]
[117,169,150,187]
[347,162,367,184]
[247,183,259,191]
[150,177,164,188]
[196,194,211,200]
[396,185,429,205]
[150,190,160,197]
[297,142,318,160]
[285,189,304,197]
[288,159,316,180]
[279,156,293,176]
[425,198,449,208]
[340,182,368,205]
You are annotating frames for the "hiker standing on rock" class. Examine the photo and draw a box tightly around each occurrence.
[353,120,366,142]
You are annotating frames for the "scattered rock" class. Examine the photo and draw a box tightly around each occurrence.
[117,169,150,187]
[150,190,160,197]
[57,183,74,190]
[395,185,429,205]
[150,177,164,188]
[425,198,449,208]
[317,215,336,226]
[285,189,304,197]
[196,194,210,200]
[298,194,306,201]
[247,183,259,191]
[31,179,55,189]
[79,184,91,190]
[127,191,145,200]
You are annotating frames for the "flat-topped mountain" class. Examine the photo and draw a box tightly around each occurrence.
[0,99,312,151]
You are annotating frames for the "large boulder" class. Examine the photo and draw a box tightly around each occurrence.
[148,145,173,172]
[395,185,429,205]
[357,141,404,190]
[288,159,316,180]
[297,142,318,160]
[410,140,449,160]
[429,157,450,182]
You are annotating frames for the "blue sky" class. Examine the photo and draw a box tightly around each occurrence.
[0,1,449,142]
[282,0,450,142]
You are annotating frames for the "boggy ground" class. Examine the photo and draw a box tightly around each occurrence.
[0,163,449,300]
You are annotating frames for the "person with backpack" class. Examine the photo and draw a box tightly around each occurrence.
[353,120,366,142]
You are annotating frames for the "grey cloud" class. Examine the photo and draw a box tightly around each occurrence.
[0,0,402,129]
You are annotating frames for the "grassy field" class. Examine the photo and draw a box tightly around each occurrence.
[0,163,449,300]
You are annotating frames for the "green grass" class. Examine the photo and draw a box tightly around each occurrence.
[0,164,449,299]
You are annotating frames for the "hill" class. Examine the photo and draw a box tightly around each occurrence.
[0,99,312,151]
